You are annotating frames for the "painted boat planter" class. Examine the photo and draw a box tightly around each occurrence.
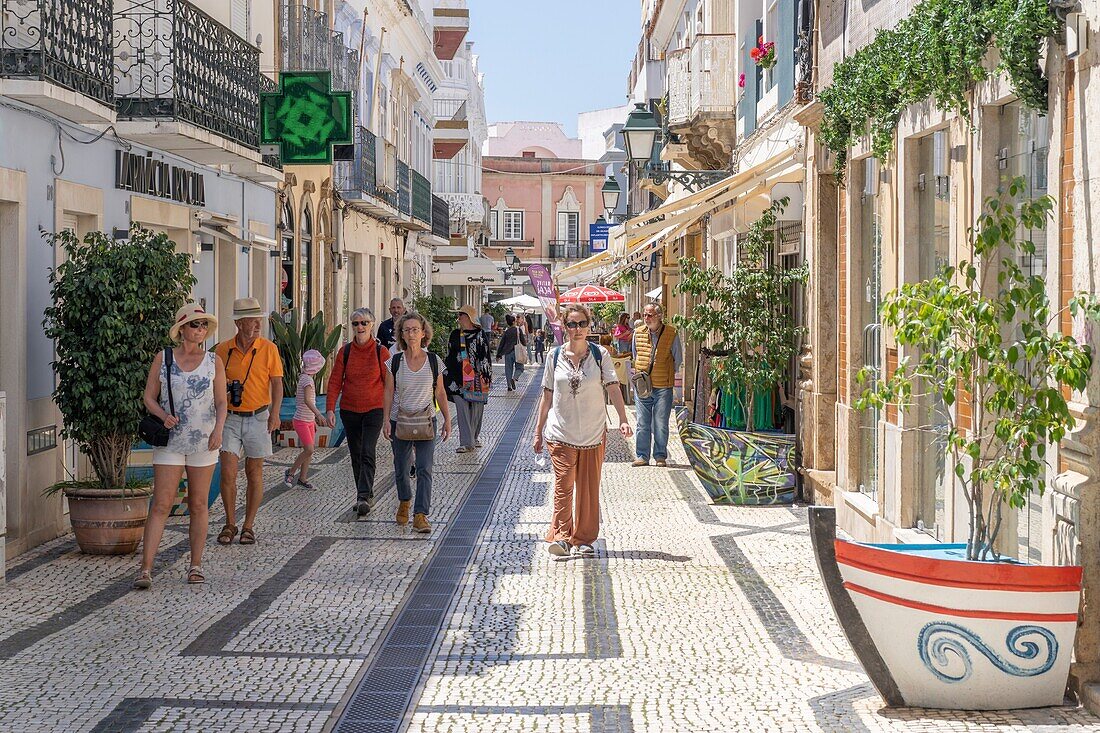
[809,507,1082,710]
[675,407,796,505]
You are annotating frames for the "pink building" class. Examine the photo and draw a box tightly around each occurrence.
[482,122,607,285]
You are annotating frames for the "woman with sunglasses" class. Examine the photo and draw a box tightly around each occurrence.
[533,305,632,559]
[134,303,227,588]
[327,308,391,517]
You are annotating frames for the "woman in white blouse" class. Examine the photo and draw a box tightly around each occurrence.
[533,304,632,558]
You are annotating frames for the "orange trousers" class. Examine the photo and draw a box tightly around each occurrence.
[545,441,605,546]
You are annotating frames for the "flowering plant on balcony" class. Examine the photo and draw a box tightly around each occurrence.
[750,37,776,69]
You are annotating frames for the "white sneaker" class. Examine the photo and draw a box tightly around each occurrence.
[572,544,596,557]
[546,540,570,558]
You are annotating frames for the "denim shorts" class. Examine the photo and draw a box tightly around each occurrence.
[222,411,273,459]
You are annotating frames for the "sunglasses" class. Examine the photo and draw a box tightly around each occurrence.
[564,320,589,329]
[185,320,209,329]
[643,313,658,318]
[351,320,371,327]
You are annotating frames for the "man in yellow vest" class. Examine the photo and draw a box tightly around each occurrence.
[631,302,682,467]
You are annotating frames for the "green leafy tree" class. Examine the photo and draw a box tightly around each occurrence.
[485,301,507,328]
[856,180,1097,560]
[43,227,195,490]
[592,302,625,327]
[412,293,458,354]
[269,311,343,395]
[673,198,807,429]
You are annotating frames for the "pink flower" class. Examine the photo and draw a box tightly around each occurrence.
[738,73,746,88]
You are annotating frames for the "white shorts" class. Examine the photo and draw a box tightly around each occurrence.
[152,447,220,468]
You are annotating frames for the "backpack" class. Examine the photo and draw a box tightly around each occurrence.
[551,343,604,371]
[341,341,385,388]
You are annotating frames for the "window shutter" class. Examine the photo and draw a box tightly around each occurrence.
[740,36,758,135]
[230,0,248,39]
[777,0,796,107]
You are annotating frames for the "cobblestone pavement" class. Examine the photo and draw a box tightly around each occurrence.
[2,366,1099,732]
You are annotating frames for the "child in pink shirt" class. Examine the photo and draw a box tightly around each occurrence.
[286,349,326,489]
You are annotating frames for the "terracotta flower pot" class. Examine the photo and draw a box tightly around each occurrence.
[65,486,152,555]
[810,507,1082,710]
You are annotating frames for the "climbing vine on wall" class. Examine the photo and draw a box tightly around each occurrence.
[818,0,1058,178]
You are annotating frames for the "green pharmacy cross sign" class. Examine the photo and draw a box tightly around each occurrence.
[260,72,352,165]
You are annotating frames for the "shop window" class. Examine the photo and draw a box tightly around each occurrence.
[300,205,314,317]
[998,101,1050,563]
[912,130,952,540]
[856,157,883,501]
[280,201,295,320]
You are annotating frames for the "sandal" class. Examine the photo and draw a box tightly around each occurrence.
[239,527,256,545]
[187,566,206,584]
[133,570,152,590]
[216,524,238,545]
[296,479,314,490]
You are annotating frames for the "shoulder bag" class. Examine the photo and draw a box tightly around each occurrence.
[630,326,664,399]
[138,348,176,447]
[391,352,439,441]
[460,332,490,403]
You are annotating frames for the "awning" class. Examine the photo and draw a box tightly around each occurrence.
[552,250,613,283]
[596,148,805,282]
[251,234,278,250]
[432,257,503,286]
[197,223,249,248]
[620,147,801,248]
[645,286,662,300]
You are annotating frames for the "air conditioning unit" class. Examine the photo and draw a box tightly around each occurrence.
[377,137,398,193]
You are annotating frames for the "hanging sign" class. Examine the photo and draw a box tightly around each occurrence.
[260,71,353,165]
[589,221,611,253]
[526,263,563,345]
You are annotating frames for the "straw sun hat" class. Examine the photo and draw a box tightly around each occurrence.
[169,303,218,342]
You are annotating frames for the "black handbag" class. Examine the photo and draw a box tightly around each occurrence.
[138,348,176,447]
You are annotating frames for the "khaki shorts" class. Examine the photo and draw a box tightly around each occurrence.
[222,411,273,459]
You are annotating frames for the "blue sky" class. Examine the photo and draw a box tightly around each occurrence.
[467,0,639,137]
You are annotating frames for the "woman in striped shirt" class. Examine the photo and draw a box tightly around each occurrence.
[383,312,451,534]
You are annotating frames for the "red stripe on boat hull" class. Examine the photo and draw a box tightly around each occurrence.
[835,540,1082,592]
[843,581,1079,623]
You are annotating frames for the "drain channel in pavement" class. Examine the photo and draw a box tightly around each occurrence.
[328,377,540,733]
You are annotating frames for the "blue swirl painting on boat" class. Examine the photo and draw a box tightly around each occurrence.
[676,408,796,505]
[917,621,1058,683]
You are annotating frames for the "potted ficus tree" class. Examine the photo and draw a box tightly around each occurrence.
[810,179,1098,710]
[43,227,195,554]
[270,310,342,447]
[673,198,808,505]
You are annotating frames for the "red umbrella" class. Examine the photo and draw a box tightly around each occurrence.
[558,284,626,303]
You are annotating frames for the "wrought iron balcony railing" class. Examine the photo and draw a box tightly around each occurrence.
[280,4,360,109]
[397,160,411,216]
[548,240,590,259]
[433,97,467,120]
[335,125,391,208]
[1,0,113,105]
[431,195,449,239]
[114,0,261,149]
[256,73,282,169]
[412,170,431,225]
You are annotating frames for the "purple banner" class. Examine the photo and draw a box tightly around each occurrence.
[525,263,563,345]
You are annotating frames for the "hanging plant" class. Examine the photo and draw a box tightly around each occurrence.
[817,0,1058,179]
[751,38,777,70]
[738,73,746,89]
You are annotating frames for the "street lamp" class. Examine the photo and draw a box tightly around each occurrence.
[622,102,660,164]
[601,176,621,219]
[504,247,517,269]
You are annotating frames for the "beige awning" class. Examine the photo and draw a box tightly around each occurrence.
[433,257,504,285]
[594,148,804,284]
[552,250,613,283]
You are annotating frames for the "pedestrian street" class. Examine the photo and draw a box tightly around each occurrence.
[1,366,1098,733]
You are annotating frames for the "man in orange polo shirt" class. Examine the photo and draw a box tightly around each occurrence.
[214,297,284,546]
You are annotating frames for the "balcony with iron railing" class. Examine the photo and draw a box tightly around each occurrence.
[433,96,469,160]
[412,169,432,227]
[667,34,737,127]
[548,240,590,260]
[431,195,450,240]
[281,4,360,105]
[0,0,115,122]
[114,0,262,160]
[335,126,435,229]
